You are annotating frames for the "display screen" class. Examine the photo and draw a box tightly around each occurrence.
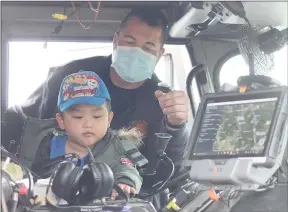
[192,97,278,158]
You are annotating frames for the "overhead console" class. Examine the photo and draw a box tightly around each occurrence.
[169,1,288,39]
[170,2,245,38]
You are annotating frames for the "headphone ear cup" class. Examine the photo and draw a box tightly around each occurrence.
[75,162,114,204]
[91,162,115,198]
[51,161,83,204]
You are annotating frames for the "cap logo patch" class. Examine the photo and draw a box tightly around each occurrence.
[62,73,100,102]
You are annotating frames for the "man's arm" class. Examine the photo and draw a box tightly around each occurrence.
[142,117,189,189]
[1,66,65,152]
[1,72,48,152]
[160,117,190,170]
[153,89,190,182]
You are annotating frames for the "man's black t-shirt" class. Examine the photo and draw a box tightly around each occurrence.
[101,68,138,126]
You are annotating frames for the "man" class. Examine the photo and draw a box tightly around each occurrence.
[2,8,190,188]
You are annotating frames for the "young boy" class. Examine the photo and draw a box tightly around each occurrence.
[30,71,147,200]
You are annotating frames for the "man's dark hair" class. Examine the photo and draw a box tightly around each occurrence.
[118,8,169,45]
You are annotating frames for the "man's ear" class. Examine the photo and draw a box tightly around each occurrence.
[156,47,165,63]
[56,113,65,130]
[160,47,165,57]
[107,111,114,128]
[112,33,118,52]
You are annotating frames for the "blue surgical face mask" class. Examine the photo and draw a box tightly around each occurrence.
[111,46,158,83]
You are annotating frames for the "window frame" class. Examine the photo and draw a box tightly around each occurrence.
[214,46,288,90]
[213,48,240,92]
[163,53,174,88]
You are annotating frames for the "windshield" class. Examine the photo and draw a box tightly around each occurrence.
[219,45,288,87]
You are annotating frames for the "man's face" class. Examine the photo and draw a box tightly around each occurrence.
[56,104,113,147]
[113,16,165,61]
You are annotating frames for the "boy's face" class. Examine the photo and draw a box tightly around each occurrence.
[56,104,113,146]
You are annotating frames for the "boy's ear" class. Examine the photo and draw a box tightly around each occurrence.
[56,113,65,130]
[107,111,114,128]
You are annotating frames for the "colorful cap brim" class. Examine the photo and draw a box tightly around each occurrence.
[59,96,106,112]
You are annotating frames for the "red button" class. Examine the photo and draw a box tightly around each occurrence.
[18,184,28,195]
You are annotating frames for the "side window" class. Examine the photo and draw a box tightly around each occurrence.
[8,42,186,107]
[219,54,249,87]
[217,45,288,88]
[8,42,113,107]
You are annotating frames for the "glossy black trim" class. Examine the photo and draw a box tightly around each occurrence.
[187,87,286,161]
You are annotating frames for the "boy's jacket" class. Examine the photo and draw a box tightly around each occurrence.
[18,117,147,192]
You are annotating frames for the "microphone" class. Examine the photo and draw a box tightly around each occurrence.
[52,130,96,163]
[31,153,81,179]
[141,133,172,175]
[137,133,175,198]
[157,82,171,93]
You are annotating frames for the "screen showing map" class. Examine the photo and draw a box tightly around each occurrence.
[193,97,277,157]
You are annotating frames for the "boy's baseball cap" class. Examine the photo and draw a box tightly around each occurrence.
[57,71,111,112]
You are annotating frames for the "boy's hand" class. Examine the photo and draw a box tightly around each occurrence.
[110,184,136,200]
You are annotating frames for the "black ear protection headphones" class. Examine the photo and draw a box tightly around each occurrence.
[48,130,115,205]
[51,160,115,205]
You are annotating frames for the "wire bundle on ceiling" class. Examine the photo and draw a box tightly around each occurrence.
[44,1,102,48]
[71,1,102,30]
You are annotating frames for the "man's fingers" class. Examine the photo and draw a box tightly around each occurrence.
[163,105,189,114]
[156,90,186,103]
[167,112,188,122]
[159,96,186,109]
[155,90,164,99]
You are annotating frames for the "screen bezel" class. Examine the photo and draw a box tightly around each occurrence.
[188,89,283,160]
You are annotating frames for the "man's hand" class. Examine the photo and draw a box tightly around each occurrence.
[155,90,189,126]
[110,184,136,200]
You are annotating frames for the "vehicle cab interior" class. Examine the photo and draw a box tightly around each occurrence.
[1,1,287,212]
